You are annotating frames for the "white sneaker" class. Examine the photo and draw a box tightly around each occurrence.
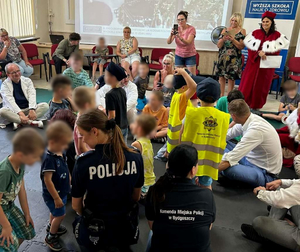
[13,123,21,131]
[294,155,300,178]
[30,120,44,129]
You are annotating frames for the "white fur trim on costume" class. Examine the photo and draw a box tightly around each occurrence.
[244,32,261,51]
[262,34,290,53]
[286,109,299,138]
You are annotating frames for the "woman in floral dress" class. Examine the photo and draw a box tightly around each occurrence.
[216,13,246,96]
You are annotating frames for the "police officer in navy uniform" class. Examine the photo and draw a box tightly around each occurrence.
[146,145,216,252]
[71,109,144,252]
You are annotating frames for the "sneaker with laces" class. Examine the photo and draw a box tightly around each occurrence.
[30,120,44,129]
[45,234,63,251]
[46,224,67,236]
[13,123,22,131]
[294,155,300,178]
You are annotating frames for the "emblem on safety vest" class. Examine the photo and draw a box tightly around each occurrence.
[203,116,218,131]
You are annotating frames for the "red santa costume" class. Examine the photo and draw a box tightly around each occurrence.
[239,11,289,109]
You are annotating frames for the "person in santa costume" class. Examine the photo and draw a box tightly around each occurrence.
[277,108,300,177]
[239,11,289,109]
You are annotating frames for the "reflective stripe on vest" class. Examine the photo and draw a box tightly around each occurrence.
[167,92,191,153]
[181,106,230,180]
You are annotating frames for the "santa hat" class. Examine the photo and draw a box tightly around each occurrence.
[262,11,276,20]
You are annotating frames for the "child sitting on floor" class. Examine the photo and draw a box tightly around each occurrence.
[92,37,109,81]
[73,86,96,156]
[262,80,300,122]
[46,75,77,120]
[63,52,93,89]
[131,114,157,199]
[134,62,151,113]
[41,121,73,251]
[162,74,175,108]
[0,128,44,251]
[143,91,168,141]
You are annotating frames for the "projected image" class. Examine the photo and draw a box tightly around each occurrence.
[78,0,230,46]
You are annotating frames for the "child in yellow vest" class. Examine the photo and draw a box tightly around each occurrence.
[131,114,157,198]
[167,68,198,154]
[181,78,230,189]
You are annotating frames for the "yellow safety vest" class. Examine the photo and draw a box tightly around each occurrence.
[181,106,230,180]
[167,92,191,153]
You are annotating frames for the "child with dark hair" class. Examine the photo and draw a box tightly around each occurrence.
[134,62,151,113]
[63,52,93,89]
[216,89,245,114]
[143,91,168,141]
[0,128,44,251]
[146,144,216,252]
[131,114,157,199]
[46,75,77,120]
[262,80,300,121]
[41,121,73,251]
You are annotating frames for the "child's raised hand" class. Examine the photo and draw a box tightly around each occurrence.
[54,197,64,209]
[174,68,186,76]
[0,224,14,247]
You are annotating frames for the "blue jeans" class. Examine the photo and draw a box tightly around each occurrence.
[14,59,34,77]
[175,54,196,67]
[221,141,276,187]
[121,128,128,144]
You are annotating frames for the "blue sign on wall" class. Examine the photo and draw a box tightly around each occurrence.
[245,0,298,20]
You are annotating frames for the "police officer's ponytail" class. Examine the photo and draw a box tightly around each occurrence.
[76,109,135,174]
[150,145,198,210]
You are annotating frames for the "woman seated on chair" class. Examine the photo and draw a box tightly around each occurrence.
[153,52,175,90]
[116,26,140,81]
[0,28,33,77]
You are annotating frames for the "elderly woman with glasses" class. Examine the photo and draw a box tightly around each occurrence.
[0,28,33,77]
[167,11,197,75]
[116,26,140,81]
[153,52,175,90]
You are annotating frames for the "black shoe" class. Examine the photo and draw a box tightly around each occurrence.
[45,234,63,251]
[46,224,67,236]
[241,224,265,243]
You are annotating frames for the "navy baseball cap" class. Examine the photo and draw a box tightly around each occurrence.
[106,62,127,81]
[196,77,220,103]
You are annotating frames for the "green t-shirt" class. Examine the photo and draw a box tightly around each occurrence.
[0,157,25,206]
[63,68,94,89]
[216,96,229,114]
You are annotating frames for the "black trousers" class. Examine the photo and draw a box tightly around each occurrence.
[53,56,68,74]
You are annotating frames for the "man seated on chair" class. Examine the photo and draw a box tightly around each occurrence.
[218,99,282,187]
[0,63,49,130]
[52,33,81,74]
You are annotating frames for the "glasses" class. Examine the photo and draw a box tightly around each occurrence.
[163,62,171,65]
[9,70,21,75]
[126,74,130,78]
[177,18,185,22]
[1,34,8,38]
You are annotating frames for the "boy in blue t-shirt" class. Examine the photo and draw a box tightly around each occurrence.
[41,121,73,251]
[0,128,44,251]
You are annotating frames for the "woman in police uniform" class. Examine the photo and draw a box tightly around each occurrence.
[146,145,216,252]
[71,109,144,252]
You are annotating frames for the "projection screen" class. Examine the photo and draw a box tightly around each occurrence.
[75,0,233,51]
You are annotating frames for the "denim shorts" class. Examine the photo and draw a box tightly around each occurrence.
[43,195,67,217]
[175,54,196,67]
[94,57,107,65]
[192,176,213,186]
